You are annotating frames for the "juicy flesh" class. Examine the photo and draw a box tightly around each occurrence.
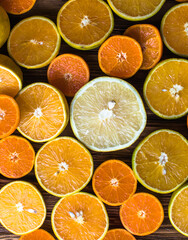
[104,229,135,240]
[18,229,55,240]
[0,0,35,14]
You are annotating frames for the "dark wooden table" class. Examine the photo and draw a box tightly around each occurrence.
[0,0,187,239]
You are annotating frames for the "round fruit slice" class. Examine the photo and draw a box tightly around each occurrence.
[0,54,22,97]
[0,94,20,138]
[0,0,36,15]
[161,3,188,57]
[120,193,164,236]
[57,0,114,50]
[169,184,188,237]
[132,129,188,193]
[8,16,61,69]
[103,229,136,240]
[0,6,10,48]
[98,36,143,79]
[16,83,69,142]
[124,24,163,70]
[19,229,55,240]
[70,77,146,152]
[107,0,166,21]
[51,192,109,240]
[0,135,35,178]
[92,160,137,206]
[35,137,93,197]
[144,59,188,119]
[0,181,46,235]
[47,54,90,97]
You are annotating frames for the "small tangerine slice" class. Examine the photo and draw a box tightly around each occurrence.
[120,192,164,236]
[92,160,137,206]
[103,229,136,240]
[47,54,90,97]
[0,94,20,138]
[19,229,55,240]
[98,36,143,79]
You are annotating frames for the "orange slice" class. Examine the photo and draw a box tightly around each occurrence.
[120,193,164,236]
[8,16,61,69]
[124,24,163,70]
[51,192,109,240]
[0,135,35,178]
[0,94,20,138]
[0,181,46,235]
[16,83,69,142]
[92,160,137,206]
[47,54,90,97]
[98,36,143,79]
[0,6,10,48]
[19,229,55,240]
[57,0,114,50]
[103,229,136,240]
[35,137,93,197]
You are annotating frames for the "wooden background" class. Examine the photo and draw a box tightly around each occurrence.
[0,0,188,239]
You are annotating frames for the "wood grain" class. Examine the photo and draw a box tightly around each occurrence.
[0,0,187,239]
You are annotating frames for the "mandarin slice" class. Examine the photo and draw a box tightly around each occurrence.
[103,229,136,240]
[19,229,55,240]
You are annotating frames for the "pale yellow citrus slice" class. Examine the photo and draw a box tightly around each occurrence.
[0,6,10,48]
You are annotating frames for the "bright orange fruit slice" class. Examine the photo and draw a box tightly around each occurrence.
[16,83,69,142]
[124,24,163,70]
[120,193,164,236]
[52,192,109,240]
[47,54,90,97]
[19,229,55,240]
[98,36,143,79]
[92,160,137,206]
[0,135,35,178]
[0,94,20,138]
[0,181,46,235]
[35,137,93,197]
[103,229,136,240]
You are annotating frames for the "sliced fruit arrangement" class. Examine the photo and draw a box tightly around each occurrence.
[0,181,46,235]
[169,184,188,237]
[132,129,188,193]
[16,83,69,142]
[19,229,55,240]
[35,137,93,197]
[0,54,22,97]
[0,94,20,138]
[107,0,166,21]
[0,6,10,48]
[103,229,136,240]
[144,59,188,119]
[70,77,146,152]
[161,3,188,57]
[57,0,114,50]
[92,160,137,206]
[98,35,143,79]
[8,16,61,69]
[124,24,163,70]
[47,54,90,97]
[120,193,164,236]
[0,135,35,178]
[51,192,109,240]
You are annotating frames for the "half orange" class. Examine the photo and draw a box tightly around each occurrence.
[19,229,55,240]
[103,229,136,240]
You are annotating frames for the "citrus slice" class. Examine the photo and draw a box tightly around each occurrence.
[0,6,10,48]
[103,229,136,240]
[92,160,137,206]
[144,59,188,119]
[98,36,143,79]
[169,184,188,237]
[132,129,188,194]
[0,135,35,178]
[51,192,109,240]
[16,83,69,142]
[57,0,114,50]
[0,181,46,235]
[70,77,146,152]
[176,0,188,2]
[124,24,163,70]
[0,94,20,138]
[0,0,36,15]
[107,0,166,21]
[161,3,188,57]
[8,16,61,69]
[47,54,90,97]
[35,137,93,197]
[0,54,22,97]
[19,229,55,240]
[120,193,164,236]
